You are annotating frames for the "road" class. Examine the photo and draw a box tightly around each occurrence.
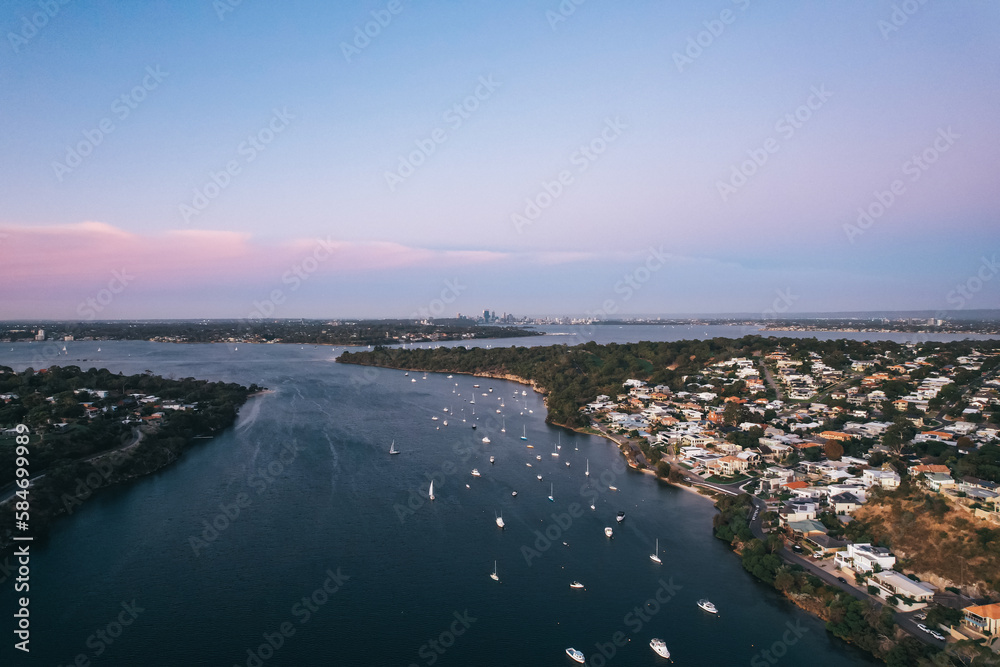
[0,427,144,505]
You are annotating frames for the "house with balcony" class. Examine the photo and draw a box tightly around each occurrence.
[963,603,1000,637]
[835,543,896,573]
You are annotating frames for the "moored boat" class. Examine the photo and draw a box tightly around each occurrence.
[697,599,718,614]
[565,648,585,664]
[650,638,670,659]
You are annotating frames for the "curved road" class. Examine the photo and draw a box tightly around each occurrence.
[0,427,144,505]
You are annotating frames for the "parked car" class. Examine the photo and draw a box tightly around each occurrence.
[917,623,929,633]
[792,544,803,553]
[837,576,847,583]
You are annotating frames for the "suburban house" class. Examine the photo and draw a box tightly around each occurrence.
[835,543,896,573]
[862,469,901,489]
[869,571,935,607]
[705,455,749,477]
[963,603,1000,636]
[923,472,957,493]
[830,492,863,514]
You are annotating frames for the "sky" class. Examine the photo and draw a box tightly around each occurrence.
[1,0,998,320]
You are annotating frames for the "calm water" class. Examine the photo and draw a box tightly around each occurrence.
[0,335,900,666]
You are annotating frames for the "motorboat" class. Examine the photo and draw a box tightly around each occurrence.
[490,455,495,464]
[565,648,585,664]
[471,469,481,477]
[482,436,491,444]
[496,511,505,529]
[697,599,718,614]
[616,511,625,523]
[650,638,670,659]
[604,527,613,538]
[570,582,584,589]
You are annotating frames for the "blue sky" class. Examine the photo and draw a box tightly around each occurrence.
[1,0,998,319]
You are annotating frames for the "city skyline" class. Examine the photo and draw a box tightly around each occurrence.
[2,1,999,319]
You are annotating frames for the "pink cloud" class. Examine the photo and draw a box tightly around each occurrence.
[0,222,513,291]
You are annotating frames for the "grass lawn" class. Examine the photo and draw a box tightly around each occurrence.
[704,473,752,485]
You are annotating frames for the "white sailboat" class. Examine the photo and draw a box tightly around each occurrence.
[551,443,558,457]
[585,459,590,476]
[520,426,527,441]
[650,538,662,564]
[389,440,398,455]
[490,560,499,582]
[429,480,435,501]
[501,417,505,433]
[547,483,554,502]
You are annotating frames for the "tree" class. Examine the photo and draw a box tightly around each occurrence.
[723,401,750,427]
[656,460,671,478]
[956,436,975,452]
[825,440,844,461]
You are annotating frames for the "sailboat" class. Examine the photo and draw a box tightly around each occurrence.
[551,443,558,457]
[490,561,499,582]
[501,417,506,433]
[389,441,399,455]
[650,538,662,564]
[495,511,505,529]
[520,426,527,441]
[428,480,435,501]
[585,459,590,476]
[548,483,554,502]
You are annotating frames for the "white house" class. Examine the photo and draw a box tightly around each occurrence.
[835,543,896,573]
